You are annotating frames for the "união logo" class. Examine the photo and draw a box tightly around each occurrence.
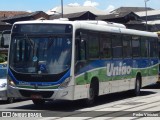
[106,62,131,76]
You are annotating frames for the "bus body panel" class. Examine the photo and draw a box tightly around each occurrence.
[74,58,158,100]
[7,20,159,101]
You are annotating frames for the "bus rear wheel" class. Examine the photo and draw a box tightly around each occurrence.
[32,99,45,106]
[7,97,14,104]
[134,77,141,96]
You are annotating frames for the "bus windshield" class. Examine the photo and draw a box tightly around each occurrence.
[0,30,11,48]
[9,34,72,74]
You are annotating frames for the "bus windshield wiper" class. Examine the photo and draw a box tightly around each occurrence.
[24,34,34,48]
[24,34,37,60]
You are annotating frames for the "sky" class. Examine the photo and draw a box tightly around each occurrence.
[0,0,159,12]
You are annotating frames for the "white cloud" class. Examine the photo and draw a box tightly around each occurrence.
[26,10,32,13]
[83,0,99,7]
[68,3,80,7]
[105,5,115,12]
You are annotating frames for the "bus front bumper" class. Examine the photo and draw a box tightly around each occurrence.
[7,85,74,101]
[0,90,8,100]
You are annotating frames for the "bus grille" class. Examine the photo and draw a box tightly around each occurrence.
[19,90,54,98]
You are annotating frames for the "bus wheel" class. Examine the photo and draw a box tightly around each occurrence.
[32,99,45,106]
[85,80,98,106]
[134,77,141,96]
[7,97,14,104]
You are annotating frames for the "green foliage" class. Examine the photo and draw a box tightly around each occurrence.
[0,54,7,63]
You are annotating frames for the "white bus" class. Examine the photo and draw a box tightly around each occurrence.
[7,20,159,106]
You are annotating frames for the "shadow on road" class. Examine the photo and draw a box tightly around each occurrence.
[6,84,159,112]
[143,83,160,89]
[0,99,25,105]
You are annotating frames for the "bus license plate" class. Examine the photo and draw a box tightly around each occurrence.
[31,94,42,99]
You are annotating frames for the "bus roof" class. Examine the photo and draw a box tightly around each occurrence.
[13,20,158,38]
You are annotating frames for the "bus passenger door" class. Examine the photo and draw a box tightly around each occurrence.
[74,31,88,100]
[75,38,87,75]
[111,34,125,92]
[122,35,132,91]
[148,38,159,85]
[75,31,87,75]
[140,37,150,87]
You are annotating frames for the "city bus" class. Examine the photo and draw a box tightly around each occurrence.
[0,30,10,63]
[6,20,159,106]
[0,30,10,48]
[0,30,13,103]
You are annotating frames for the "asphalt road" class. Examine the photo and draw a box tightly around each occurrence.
[0,83,160,120]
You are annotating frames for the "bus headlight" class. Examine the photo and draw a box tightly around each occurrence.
[8,76,16,87]
[9,80,16,87]
[59,77,71,88]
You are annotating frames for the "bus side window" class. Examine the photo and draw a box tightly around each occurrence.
[88,32,99,59]
[149,38,158,58]
[132,36,140,57]
[112,34,122,58]
[122,35,132,58]
[80,39,86,60]
[75,31,88,74]
[100,33,112,59]
[75,31,87,61]
[141,37,148,58]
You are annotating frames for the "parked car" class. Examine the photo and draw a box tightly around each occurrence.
[0,61,14,103]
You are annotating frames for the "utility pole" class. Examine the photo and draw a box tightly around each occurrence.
[145,0,149,31]
[61,0,63,18]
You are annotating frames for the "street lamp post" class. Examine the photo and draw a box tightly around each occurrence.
[145,0,149,31]
[61,0,63,18]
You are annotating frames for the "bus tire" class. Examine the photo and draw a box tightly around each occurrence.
[32,99,45,106]
[134,76,141,96]
[85,79,99,106]
[7,97,14,104]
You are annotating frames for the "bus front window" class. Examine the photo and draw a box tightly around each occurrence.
[10,35,72,74]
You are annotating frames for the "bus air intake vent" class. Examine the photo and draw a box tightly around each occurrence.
[19,90,54,98]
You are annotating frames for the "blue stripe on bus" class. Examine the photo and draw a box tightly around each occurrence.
[8,68,70,86]
[76,58,159,75]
